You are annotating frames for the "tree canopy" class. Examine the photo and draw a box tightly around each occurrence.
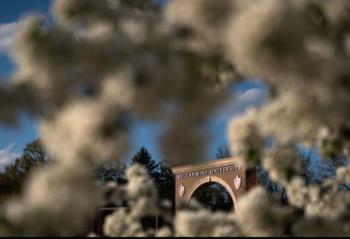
[0,139,48,204]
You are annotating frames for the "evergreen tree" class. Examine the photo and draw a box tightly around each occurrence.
[0,139,49,204]
[154,160,175,203]
[95,162,127,185]
[130,147,175,206]
[131,147,158,176]
[257,152,349,205]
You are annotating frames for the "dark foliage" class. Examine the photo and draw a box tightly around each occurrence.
[0,139,49,204]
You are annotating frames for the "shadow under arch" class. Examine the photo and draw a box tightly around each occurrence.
[186,176,238,209]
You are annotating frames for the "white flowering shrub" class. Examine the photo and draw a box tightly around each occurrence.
[0,0,350,236]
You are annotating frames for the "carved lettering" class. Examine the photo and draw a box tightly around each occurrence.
[177,164,240,180]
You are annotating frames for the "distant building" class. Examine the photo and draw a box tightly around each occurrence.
[172,157,259,210]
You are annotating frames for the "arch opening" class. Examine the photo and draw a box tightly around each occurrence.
[190,182,234,212]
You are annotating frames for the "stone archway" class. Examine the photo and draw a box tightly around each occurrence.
[190,181,235,212]
[187,175,238,207]
[171,157,259,210]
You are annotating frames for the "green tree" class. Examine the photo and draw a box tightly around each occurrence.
[93,148,175,235]
[257,152,349,205]
[130,147,175,205]
[153,160,175,203]
[96,147,175,204]
[0,139,49,204]
[131,147,158,176]
[95,162,127,185]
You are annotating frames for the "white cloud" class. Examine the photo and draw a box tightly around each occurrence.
[0,143,20,171]
[0,22,18,54]
[216,87,268,122]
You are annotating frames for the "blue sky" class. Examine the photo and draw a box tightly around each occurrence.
[0,0,268,168]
